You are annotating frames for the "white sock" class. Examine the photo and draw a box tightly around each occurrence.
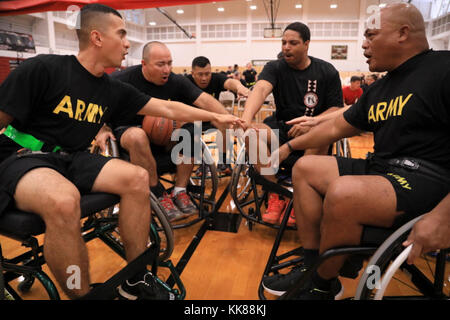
[173,187,186,196]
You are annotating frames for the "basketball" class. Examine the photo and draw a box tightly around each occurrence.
[142,116,179,146]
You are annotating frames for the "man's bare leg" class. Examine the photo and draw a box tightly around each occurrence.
[120,127,159,188]
[317,175,400,279]
[14,168,88,299]
[91,159,151,262]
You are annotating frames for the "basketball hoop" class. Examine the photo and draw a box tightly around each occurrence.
[263,27,282,38]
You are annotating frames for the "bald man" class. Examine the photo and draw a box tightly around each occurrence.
[261,3,450,300]
[96,41,233,219]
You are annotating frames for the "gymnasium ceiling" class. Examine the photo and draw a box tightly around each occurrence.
[0,0,231,16]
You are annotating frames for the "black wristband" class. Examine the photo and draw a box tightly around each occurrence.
[286,141,294,152]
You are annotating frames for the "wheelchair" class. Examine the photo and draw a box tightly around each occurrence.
[229,131,361,300]
[0,146,188,299]
[0,190,184,300]
[89,128,221,285]
[279,214,449,300]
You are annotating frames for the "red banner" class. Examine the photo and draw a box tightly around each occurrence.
[0,0,230,16]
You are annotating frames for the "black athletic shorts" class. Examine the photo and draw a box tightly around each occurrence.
[263,115,304,170]
[335,156,450,228]
[0,150,112,216]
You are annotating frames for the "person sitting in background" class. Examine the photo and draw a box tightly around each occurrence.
[187,55,250,174]
[342,75,363,106]
[242,62,258,88]
[361,73,378,92]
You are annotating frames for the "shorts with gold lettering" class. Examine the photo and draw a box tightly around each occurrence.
[335,156,450,228]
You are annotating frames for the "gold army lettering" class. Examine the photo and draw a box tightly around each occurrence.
[52,95,108,124]
[368,93,413,123]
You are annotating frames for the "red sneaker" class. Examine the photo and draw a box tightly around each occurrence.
[279,207,296,227]
[262,193,286,224]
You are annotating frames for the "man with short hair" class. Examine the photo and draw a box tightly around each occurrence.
[271,3,450,299]
[0,4,241,300]
[187,56,250,174]
[242,62,258,88]
[97,42,235,218]
[342,75,363,105]
[188,56,249,100]
[241,22,343,229]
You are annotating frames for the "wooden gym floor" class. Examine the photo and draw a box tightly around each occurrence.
[1,132,448,300]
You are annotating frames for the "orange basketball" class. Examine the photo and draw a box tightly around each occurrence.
[142,116,183,146]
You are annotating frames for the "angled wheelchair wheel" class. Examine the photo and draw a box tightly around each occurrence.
[188,139,218,209]
[90,139,174,262]
[355,215,449,300]
[334,138,352,158]
[230,143,266,227]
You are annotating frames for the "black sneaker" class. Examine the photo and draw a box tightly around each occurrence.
[118,272,175,300]
[262,264,309,296]
[291,278,343,300]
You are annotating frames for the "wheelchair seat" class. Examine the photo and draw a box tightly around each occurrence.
[0,193,119,241]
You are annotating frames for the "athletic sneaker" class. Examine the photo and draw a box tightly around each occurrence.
[118,272,175,300]
[173,191,198,215]
[278,207,296,227]
[217,163,233,175]
[290,278,344,300]
[157,192,187,222]
[262,193,286,224]
[262,264,309,296]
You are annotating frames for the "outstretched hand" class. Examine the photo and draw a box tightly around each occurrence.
[216,113,246,130]
[286,115,318,127]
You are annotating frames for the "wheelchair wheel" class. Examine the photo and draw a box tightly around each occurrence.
[189,139,218,207]
[90,139,174,261]
[355,215,449,300]
[334,138,351,158]
[230,143,266,224]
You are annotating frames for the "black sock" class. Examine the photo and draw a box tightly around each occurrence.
[150,182,166,198]
[312,270,334,291]
[303,249,319,268]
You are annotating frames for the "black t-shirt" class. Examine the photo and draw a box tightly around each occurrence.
[344,50,450,169]
[110,66,203,127]
[259,57,343,121]
[186,72,228,99]
[0,54,149,159]
[243,68,257,83]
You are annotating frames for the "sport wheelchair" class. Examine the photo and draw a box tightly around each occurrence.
[89,130,221,286]
[229,133,370,300]
[0,189,184,300]
[280,214,449,300]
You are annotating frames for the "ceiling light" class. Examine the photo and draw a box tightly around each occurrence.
[330,4,338,9]
[295,4,303,9]
[149,21,156,26]
[250,5,257,10]
[217,7,225,12]
[176,9,184,14]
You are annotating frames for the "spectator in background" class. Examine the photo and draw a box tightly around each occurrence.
[361,73,378,92]
[226,65,233,77]
[242,62,258,88]
[342,75,363,106]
